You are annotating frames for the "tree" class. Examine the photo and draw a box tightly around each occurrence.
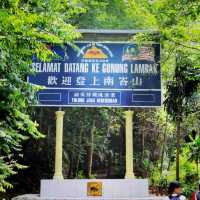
[76,0,156,29]
[133,0,200,181]
[0,0,81,191]
[164,51,200,180]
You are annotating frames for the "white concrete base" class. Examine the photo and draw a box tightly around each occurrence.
[12,194,166,200]
[40,179,149,199]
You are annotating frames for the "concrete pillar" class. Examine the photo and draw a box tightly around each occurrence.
[53,110,65,180]
[125,110,135,179]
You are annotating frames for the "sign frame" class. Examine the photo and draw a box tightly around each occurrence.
[28,35,162,108]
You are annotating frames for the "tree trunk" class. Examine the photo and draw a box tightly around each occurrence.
[160,115,168,175]
[106,152,112,177]
[197,157,199,178]
[86,120,95,178]
[75,127,83,177]
[68,132,76,178]
[141,127,145,159]
[167,158,171,171]
[67,153,73,178]
[160,136,166,175]
[106,120,112,178]
[176,116,181,181]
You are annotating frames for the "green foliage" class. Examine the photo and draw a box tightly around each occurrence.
[0,0,199,197]
[164,50,200,121]
[0,0,81,191]
[161,145,199,197]
[77,0,156,29]
[188,135,200,175]
[61,107,124,178]
[133,0,200,183]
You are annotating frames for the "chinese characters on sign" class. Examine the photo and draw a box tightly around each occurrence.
[28,42,161,107]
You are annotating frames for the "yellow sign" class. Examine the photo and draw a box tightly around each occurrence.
[87,182,102,196]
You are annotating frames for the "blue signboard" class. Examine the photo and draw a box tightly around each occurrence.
[28,42,161,107]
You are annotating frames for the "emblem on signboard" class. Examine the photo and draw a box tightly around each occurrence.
[78,43,113,60]
[83,44,107,59]
[87,182,102,196]
[122,45,155,62]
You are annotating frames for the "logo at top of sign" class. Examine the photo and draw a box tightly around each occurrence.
[122,44,155,62]
[84,44,107,59]
[78,43,113,60]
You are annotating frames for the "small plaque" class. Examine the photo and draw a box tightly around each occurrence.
[87,182,102,196]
